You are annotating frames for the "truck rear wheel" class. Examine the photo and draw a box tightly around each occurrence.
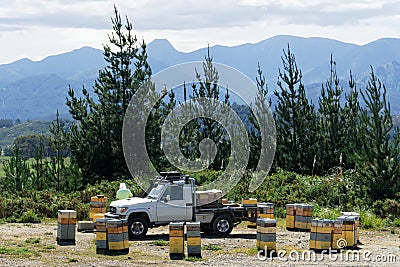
[128,217,148,240]
[212,215,233,236]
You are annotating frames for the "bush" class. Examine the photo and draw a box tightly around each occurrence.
[359,210,386,230]
[372,199,400,219]
[17,209,41,223]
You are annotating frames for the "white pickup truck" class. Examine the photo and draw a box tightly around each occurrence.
[106,171,267,240]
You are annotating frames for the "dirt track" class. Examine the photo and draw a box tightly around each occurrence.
[0,221,399,266]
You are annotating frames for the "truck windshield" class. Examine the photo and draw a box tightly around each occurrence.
[146,183,165,199]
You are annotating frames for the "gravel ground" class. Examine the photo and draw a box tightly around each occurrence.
[0,221,399,266]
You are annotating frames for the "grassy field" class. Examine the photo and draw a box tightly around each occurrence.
[0,121,51,149]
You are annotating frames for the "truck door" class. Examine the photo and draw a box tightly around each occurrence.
[156,183,190,222]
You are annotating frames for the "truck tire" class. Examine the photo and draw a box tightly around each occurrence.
[128,217,148,240]
[212,214,233,236]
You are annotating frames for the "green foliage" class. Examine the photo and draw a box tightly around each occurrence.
[0,119,14,128]
[0,121,51,153]
[25,237,41,244]
[13,135,51,159]
[17,209,41,223]
[372,199,400,219]
[274,45,318,174]
[0,179,142,220]
[354,67,400,201]
[0,246,39,257]
[66,6,151,184]
[184,256,204,262]
[1,145,30,191]
[392,218,400,227]
[48,110,71,192]
[317,55,347,172]
[359,210,386,230]
[202,244,222,251]
[313,205,341,219]
[151,240,169,246]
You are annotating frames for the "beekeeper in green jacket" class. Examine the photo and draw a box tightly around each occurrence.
[116,183,133,200]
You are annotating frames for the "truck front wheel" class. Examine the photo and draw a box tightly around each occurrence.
[212,215,233,236]
[128,217,148,240]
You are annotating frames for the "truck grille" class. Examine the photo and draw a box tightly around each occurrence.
[110,206,116,213]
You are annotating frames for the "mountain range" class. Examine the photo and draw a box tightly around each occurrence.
[1,35,400,120]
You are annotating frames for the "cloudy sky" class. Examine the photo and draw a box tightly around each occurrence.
[0,0,399,64]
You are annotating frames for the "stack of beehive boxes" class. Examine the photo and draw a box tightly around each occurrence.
[169,222,185,260]
[248,202,274,228]
[195,190,222,207]
[95,218,107,253]
[286,203,313,231]
[243,198,258,228]
[309,219,334,250]
[331,220,343,250]
[256,218,276,255]
[340,212,360,243]
[337,216,357,248]
[90,195,107,222]
[96,218,129,255]
[286,204,296,230]
[57,210,76,245]
[186,222,201,258]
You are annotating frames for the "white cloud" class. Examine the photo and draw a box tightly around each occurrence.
[0,0,399,63]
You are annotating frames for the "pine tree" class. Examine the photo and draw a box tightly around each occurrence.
[354,67,400,201]
[317,55,346,172]
[342,71,360,169]
[274,45,318,174]
[248,63,273,171]
[2,145,30,191]
[66,6,151,184]
[189,49,231,170]
[48,110,70,191]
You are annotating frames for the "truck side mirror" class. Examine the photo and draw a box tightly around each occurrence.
[163,195,170,202]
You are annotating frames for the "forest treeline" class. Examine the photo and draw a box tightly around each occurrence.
[1,7,399,214]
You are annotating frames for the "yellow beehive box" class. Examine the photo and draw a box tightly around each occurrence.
[242,198,258,205]
[187,237,201,246]
[315,241,331,250]
[96,232,107,241]
[91,195,108,202]
[57,217,77,225]
[331,233,343,250]
[169,229,184,237]
[108,241,124,250]
[169,236,184,246]
[257,226,276,234]
[170,245,184,254]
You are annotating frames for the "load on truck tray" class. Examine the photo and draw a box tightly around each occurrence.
[195,189,222,207]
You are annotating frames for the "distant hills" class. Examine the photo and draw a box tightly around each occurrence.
[1,35,400,120]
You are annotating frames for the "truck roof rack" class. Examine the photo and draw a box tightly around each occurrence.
[159,171,183,182]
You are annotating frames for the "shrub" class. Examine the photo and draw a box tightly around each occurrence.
[17,209,41,223]
[359,210,386,230]
[372,199,400,219]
